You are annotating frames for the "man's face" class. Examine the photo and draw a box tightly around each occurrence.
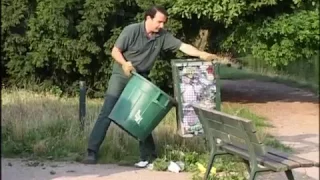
[147,11,167,32]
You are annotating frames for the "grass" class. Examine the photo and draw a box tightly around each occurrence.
[1,88,292,180]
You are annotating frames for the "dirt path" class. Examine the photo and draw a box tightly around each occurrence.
[222,80,319,180]
[1,158,192,180]
[1,79,319,180]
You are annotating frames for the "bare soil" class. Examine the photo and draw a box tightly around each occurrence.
[2,79,319,180]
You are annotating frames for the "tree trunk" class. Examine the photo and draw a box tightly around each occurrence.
[193,28,209,51]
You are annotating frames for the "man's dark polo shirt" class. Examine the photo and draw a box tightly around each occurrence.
[112,21,182,74]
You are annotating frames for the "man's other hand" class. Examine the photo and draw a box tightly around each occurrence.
[122,61,135,77]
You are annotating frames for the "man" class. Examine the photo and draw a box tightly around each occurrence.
[83,5,220,168]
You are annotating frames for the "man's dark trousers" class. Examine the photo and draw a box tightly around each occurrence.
[87,71,156,161]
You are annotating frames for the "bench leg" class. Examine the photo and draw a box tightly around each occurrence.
[285,170,295,180]
[243,160,258,180]
[243,160,267,180]
[204,152,217,180]
[243,159,250,172]
[249,171,258,180]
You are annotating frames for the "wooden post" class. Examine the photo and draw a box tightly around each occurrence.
[214,63,221,111]
[79,81,86,131]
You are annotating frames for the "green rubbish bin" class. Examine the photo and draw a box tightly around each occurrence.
[108,71,176,141]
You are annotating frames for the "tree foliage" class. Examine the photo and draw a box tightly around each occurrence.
[169,0,280,25]
[1,0,319,97]
[221,3,319,68]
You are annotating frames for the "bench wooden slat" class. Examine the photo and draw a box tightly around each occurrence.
[226,143,301,169]
[200,107,257,132]
[207,119,245,139]
[210,129,266,156]
[207,118,262,144]
[267,148,316,167]
[222,144,288,171]
[210,128,244,146]
[203,110,241,128]
[264,153,301,169]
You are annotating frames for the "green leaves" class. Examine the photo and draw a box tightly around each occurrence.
[1,0,28,34]
[1,0,30,80]
[222,8,319,67]
[2,0,123,96]
[2,0,319,96]
[169,0,280,26]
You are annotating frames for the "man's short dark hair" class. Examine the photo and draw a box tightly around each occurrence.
[144,5,168,20]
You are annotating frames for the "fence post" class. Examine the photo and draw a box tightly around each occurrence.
[214,63,221,111]
[79,81,86,131]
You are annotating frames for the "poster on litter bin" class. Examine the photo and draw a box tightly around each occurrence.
[171,59,221,137]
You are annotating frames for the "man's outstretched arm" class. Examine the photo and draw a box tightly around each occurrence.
[179,43,220,61]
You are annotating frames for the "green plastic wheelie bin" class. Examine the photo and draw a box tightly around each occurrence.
[108,71,176,141]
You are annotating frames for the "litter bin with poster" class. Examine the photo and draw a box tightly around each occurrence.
[171,59,221,137]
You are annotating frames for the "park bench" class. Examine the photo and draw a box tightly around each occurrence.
[192,104,319,180]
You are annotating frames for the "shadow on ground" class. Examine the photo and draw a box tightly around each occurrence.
[220,80,319,104]
[275,134,320,154]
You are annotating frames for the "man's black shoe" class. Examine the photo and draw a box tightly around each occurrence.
[82,150,97,164]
